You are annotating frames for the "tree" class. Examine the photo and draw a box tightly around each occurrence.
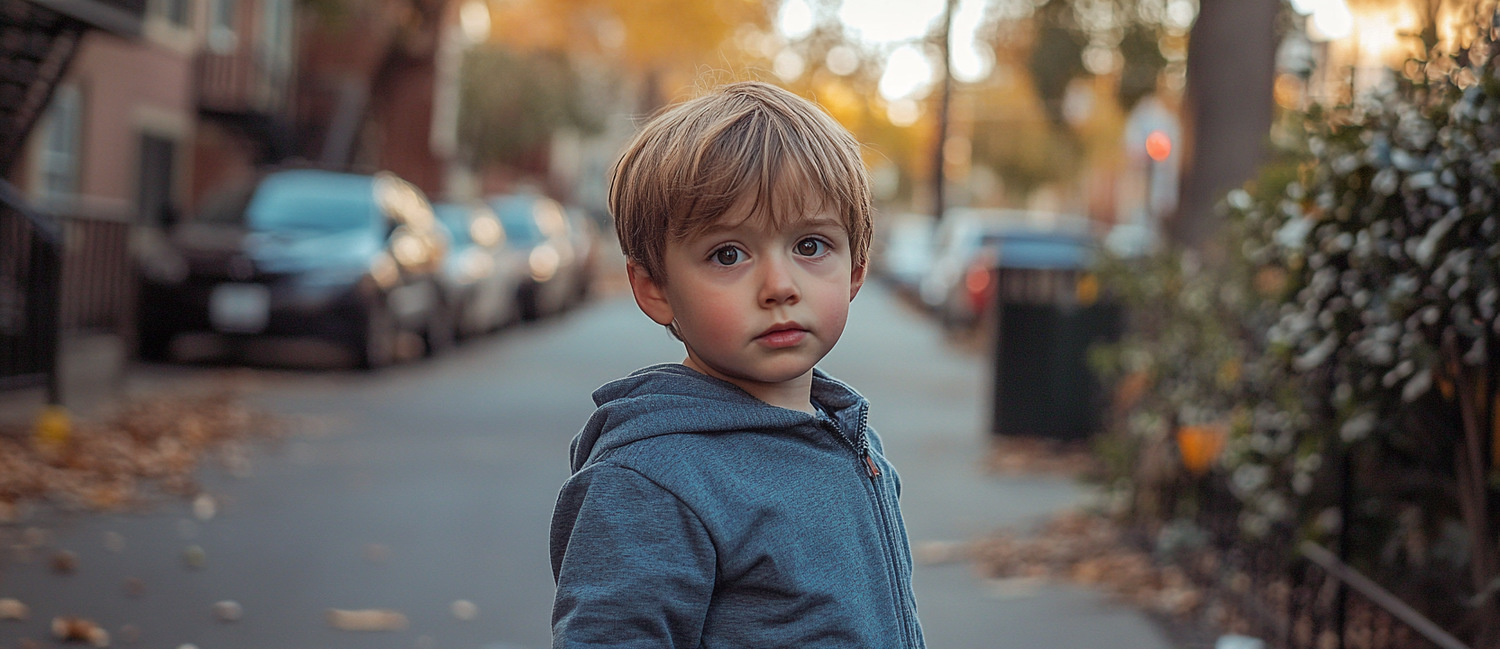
[458,47,604,171]
[1170,0,1279,250]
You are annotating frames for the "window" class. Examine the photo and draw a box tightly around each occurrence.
[258,0,292,78]
[208,0,237,52]
[37,84,82,206]
[137,134,177,227]
[158,0,190,27]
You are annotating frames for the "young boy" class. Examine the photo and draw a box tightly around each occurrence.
[550,81,925,648]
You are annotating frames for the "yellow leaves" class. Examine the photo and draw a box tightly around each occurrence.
[486,0,769,71]
[810,79,865,133]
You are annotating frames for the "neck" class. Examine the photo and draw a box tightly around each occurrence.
[680,356,815,413]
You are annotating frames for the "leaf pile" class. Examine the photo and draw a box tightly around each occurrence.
[983,436,1101,478]
[0,389,282,517]
[970,510,1206,617]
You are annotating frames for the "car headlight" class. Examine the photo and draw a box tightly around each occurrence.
[369,253,400,289]
[529,245,560,282]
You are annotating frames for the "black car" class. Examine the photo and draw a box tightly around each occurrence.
[137,169,453,369]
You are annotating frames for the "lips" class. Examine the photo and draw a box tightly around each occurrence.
[756,322,808,348]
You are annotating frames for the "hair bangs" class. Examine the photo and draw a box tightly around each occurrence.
[675,106,850,244]
[610,81,873,284]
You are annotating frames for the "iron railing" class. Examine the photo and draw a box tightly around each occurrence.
[0,179,62,402]
[1173,473,1470,649]
[57,214,132,333]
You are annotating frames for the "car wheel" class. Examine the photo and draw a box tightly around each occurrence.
[517,283,540,322]
[357,299,396,370]
[423,297,456,356]
[137,322,174,362]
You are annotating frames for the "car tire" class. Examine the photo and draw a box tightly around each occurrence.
[423,297,456,356]
[357,299,396,370]
[137,323,174,362]
[517,283,540,322]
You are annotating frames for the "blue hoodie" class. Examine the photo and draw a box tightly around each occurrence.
[550,364,925,648]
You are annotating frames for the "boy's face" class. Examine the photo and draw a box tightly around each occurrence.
[628,195,866,408]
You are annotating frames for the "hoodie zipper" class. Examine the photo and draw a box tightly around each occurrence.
[822,404,918,647]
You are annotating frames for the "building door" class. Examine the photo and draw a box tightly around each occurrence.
[137,134,176,226]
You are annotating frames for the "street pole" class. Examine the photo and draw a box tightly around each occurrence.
[932,0,956,222]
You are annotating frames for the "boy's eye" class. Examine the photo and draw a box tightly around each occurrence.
[794,238,828,256]
[712,246,743,266]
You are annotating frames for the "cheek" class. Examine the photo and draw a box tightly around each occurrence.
[676,292,747,342]
[809,282,852,334]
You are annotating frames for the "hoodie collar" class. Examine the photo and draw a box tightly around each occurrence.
[570,364,867,472]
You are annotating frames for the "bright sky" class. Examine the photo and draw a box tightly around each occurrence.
[777,0,994,101]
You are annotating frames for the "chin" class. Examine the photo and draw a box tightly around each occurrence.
[740,359,820,385]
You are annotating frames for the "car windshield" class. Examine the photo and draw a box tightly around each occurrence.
[244,172,379,232]
[434,204,472,246]
[490,197,544,247]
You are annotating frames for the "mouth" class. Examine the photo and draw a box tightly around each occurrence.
[756,322,808,348]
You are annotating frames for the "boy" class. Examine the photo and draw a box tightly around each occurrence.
[550,81,925,648]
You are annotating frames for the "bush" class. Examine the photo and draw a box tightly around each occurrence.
[1095,30,1500,643]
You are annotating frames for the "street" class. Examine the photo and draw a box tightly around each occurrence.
[1,280,1172,649]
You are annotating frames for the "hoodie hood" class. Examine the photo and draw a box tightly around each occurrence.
[570,364,867,472]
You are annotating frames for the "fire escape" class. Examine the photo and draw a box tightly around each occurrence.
[0,0,144,399]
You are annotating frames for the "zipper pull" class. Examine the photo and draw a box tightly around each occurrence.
[863,453,882,478]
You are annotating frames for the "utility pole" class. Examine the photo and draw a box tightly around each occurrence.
[932,0,956,221]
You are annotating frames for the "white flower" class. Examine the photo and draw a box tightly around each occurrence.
[1232,464,1271,495]
[1402,370,1432,402]
[1340,411,1377,441]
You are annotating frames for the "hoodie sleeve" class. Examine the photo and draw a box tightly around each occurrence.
[550,462,716,648]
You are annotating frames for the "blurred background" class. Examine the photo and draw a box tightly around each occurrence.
[3,0,1500,647]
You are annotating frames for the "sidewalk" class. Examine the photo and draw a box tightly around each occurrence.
[825,280,1174,649]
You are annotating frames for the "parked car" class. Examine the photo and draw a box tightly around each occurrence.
[563,207,603,303]
[920,208,1090,329]
[487,192,577,321]
[136,169,453,369]
[434,201,526,337]
[873,213,935,296]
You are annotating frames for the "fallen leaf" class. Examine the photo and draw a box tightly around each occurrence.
[181,545,205,570]
[50,550,79,574]
[450,599,478,621]
[0,597,30,620]
[103,532,126,553]
[913,540,970,565]
[192,495,216,522]
[212,600,242,622]
[326,608,408,631]
[122,577,146,598]
[52,616,109,647]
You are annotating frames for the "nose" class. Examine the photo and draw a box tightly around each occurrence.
[758,253,800,306]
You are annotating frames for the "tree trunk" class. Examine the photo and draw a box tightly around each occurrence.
[1171,0,1279,250]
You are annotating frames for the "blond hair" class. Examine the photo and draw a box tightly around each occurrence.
[610,81,873,283]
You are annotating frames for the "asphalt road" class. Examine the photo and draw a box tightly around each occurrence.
[0,280,1172,649]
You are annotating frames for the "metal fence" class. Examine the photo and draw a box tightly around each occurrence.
[0,180,62,401]
[57,214,132,333]
[1175,473,1470,649]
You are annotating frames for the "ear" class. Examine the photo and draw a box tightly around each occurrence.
[627,261,675,326]
[849,263,868,301]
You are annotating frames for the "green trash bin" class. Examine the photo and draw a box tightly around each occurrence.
[987,235,1121,440]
